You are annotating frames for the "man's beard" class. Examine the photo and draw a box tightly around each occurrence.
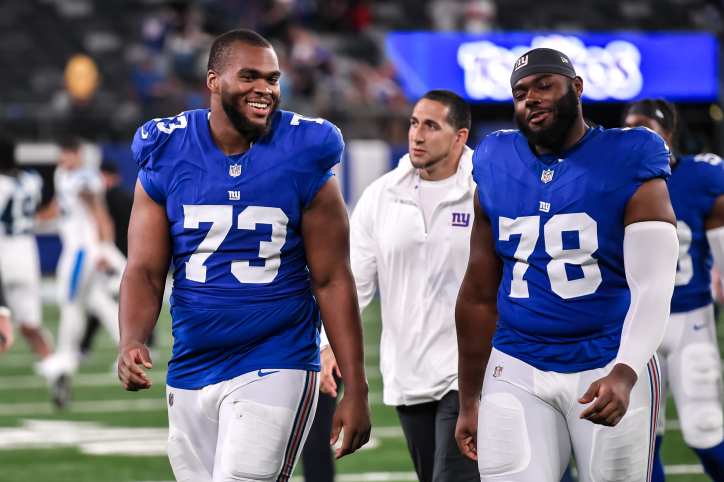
[221,92,279,141]
[516,85,579,152]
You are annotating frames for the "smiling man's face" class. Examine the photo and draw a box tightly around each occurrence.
[212,42,282,140]
[512,73,581,151]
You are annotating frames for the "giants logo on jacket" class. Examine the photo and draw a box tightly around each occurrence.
[451,212,470,227]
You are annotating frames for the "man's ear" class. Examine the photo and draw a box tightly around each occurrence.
[457,128,470,146]
[573,76,584,98]
[207,70,219,93]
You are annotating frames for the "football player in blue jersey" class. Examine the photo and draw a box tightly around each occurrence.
[117,29,371,482]
[624,99,724,482]
[454,47,679,482]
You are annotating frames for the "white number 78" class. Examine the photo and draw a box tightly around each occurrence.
[499,212,602,299]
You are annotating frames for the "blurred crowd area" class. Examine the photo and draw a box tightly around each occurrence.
[0,0,722,144]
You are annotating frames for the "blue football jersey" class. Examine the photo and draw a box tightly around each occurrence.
[669,153,724,313]
[132,109,343,389]
[473,126,670,372]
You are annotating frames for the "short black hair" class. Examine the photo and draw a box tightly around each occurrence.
[420,90,471,131]
[58,135,82,151]
[0,137,16,172]
[207,29,273,72]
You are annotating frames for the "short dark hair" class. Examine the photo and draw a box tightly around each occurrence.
[0,137,16,172]
[420,90,471,131]
[58,135,81,151]
[207,29,273,72]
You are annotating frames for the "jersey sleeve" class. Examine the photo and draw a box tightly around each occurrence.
[700,154,724,199]
[298,122,344,207]
[132,118,174,204]
[632,127,672,183]
[471,133,498,214]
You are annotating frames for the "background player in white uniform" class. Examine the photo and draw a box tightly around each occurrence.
[0,137,52,360]
[624,99,724,481]
[0,269,14,352]
[455,48,679,482]
[37,137,123,407]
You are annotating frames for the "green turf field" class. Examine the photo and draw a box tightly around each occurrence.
[0,298,713,481]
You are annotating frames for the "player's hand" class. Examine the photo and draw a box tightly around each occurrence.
[455,402,479,461]
[96,257,111,272]
[0,315,14,353]
[579,363,637,426]
[320,346,341,397]
[118,341,153,391]
[330,389,371,459]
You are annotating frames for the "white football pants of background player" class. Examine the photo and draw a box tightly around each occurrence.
[0,236,43,336]
[477,348,660,482]
[167,369,319,482]
[656,303,723,450]
[40,243,124,379]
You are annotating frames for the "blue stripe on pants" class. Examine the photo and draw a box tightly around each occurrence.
[68,249,86,301]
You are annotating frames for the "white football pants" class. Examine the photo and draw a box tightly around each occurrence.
[656,303,723,449]
[0,235,42,327]
[39,245,122,379]
[477,348,660,482]
[166,369,319,482]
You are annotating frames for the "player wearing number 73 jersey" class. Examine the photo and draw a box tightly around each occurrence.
[455,48,679,482]
[624,99,724,482]
[119,29,370,482]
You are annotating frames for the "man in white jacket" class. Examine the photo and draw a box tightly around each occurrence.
[322,90,478,482]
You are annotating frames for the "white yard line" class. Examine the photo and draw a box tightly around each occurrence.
[0,398,166,416]
[0,371,167,390]
[664,464,704,475]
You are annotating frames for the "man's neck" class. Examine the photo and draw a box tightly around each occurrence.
[534,116,588,156]
[208,107,252,156]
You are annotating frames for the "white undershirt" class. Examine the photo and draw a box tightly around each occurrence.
[417,174,457,230]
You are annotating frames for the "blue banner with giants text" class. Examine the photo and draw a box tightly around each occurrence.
[385,32,719,103]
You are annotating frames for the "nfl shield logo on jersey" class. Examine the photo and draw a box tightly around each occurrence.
[541,168,554,184]
[229,164,242,177]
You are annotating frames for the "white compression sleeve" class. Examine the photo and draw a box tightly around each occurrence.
[706,226,724,276]
[615,221,678,377]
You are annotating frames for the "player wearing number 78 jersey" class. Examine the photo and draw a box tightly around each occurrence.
[624,99,724,482]
[455,48,679,482]
[119,29,370,482]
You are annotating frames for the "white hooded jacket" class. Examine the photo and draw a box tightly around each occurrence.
[349,146,476,406]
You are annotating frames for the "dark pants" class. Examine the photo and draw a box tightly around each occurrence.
[301,388,338,482]
[396,390,479,482]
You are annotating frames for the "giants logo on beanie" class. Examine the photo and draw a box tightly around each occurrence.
[510,48,577,87]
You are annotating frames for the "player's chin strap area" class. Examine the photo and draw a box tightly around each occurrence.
[615,221,679,377]
[706,226,724,276]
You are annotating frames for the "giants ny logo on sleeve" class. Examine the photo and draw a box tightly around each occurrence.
[451,212,471,227]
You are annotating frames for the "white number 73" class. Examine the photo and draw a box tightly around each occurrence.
[183,204,288,284]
